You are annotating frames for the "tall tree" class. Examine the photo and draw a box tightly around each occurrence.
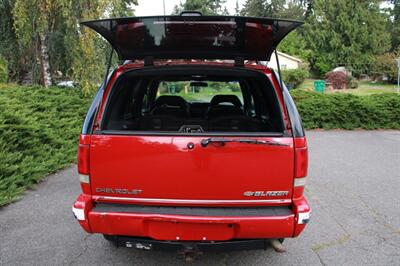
[240,0,310,19]
[304,0,391,75]
[172,0,228,15]
[390,0,400,50]
[13,0,70,87]
[0,0,20,82]
[10,0,137,90]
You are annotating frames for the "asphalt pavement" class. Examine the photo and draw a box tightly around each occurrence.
[1,131,399,265]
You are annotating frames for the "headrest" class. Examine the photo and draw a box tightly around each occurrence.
[155,95,187,108]
[210,95,242,108]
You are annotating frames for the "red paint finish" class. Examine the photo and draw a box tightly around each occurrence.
[89,135,294,205]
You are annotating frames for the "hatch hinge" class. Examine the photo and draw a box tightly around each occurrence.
[234,57,244,67]
[144,56,154,66]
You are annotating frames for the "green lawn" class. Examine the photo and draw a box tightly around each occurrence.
[298,79,399,95]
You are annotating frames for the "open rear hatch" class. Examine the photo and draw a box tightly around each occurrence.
[81,15,302,61]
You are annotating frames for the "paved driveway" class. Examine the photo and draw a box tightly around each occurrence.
[1,131,399,265]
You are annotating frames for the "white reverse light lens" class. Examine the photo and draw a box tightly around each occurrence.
[72,207,85,221]
[79,174,90,184]
[298,212,311,224]
[294,177,307,187]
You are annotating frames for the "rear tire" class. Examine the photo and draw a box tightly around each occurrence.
[103,234,118,247]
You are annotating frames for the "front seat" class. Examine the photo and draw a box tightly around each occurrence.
[206,95,244,119]
[151,95,189,117]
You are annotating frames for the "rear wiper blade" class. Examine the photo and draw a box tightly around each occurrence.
[200,137,290,147]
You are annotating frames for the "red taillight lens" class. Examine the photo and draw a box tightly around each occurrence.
[293,138,308,199]
[295,147,308,178]
[77,135,91,175]
[78,144,90,174]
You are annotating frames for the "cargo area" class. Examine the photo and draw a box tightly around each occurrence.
[101,66,285,134]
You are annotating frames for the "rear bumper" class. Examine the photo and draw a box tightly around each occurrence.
[73,194,310,241]
[105,236,273,252]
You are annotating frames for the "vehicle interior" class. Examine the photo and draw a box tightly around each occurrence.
[102,67,285,134]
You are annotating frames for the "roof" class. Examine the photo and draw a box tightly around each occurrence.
[274,51,302,63]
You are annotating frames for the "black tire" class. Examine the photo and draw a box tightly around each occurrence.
[103,234,118,247]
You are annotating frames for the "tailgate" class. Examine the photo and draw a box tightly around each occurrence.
[89,135,294,205]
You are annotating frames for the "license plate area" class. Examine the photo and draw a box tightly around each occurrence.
[147,220,235,241]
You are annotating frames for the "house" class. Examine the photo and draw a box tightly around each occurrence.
[268,51,303,70]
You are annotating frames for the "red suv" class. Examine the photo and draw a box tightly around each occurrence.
[72,14,310,254]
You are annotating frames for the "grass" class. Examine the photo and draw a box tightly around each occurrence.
[0,84,92,206]
[298,79,399,95]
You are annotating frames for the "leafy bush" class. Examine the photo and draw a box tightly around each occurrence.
[281,68,309,89]
[325,71,348,90]
[0,85,91,205]
[291,90,400,129]
[349,80,359,89]
[373,49,399,83]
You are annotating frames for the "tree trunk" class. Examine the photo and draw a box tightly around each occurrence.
[39,33,52,87]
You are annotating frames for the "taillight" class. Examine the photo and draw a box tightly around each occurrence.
[77,143,90,176]
[293,138,308,199]
[295,147,308,178]
[77,135,91,193]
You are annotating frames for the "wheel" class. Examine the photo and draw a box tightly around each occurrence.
[103,234,118,247]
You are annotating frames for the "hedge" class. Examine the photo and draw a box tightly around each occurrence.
[291,90,400,129]
[0,86,399,206]
[0,85,91,206]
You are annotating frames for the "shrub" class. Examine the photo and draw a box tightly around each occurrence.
[325,71,348,90]
[349,80,358,89]
[281,68,309,89]
[291,90,400,129]
[373,49,399,83]
[0,86,92,206]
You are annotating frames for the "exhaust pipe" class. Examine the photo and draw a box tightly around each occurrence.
[270,239,286,253]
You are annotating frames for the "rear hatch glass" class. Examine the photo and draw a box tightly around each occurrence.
[101,67,284,134]
[82,16,302,61]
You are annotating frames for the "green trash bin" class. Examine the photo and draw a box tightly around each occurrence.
[314,80,326,93]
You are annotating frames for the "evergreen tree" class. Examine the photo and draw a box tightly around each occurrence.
[304,0,391,75]
[0,0,20,82]
[240,0,309,19]
[172,0,227,15]
[391,0,400,50]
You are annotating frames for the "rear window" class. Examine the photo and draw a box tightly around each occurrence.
[158,81,243,103]
[102,67,284,134]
